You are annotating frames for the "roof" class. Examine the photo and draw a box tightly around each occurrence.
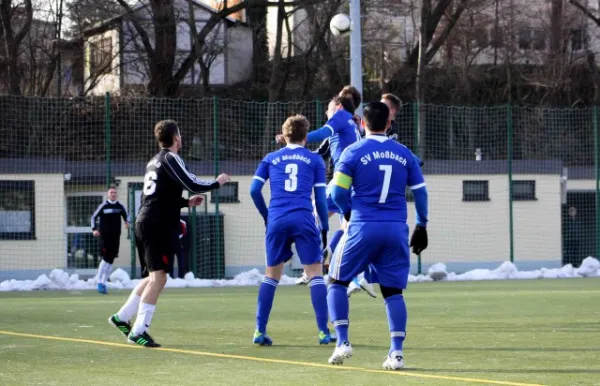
[83,0,242,37]
[0,159,565,179]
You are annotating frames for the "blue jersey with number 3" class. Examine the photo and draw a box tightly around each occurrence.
[254,144,327,222]
[335,135,425,222]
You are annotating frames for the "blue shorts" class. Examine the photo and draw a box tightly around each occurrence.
[265,211,322,267]
[328,222,410,289]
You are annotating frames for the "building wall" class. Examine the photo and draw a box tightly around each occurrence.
[85,29,121,96]
[226,26,254,84]
[112,173,562,275]
[0,174,65,271]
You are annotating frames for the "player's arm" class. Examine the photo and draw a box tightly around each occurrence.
[407,155,428,254]
[91,202,105,232]
[118,202,129,224]
[314,137,330,157]
[164,153,222,193]
[250,160,269,224]
[330,151,353,221]
[313,159,329,232]
[306,117,337,143]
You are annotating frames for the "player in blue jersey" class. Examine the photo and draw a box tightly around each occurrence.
[326,102,429,369]
[250,114,335,346]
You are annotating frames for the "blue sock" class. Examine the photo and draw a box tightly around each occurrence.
[255,276,279,333]
[308,276,329,332]
[327,283,349,346]
[329,230,344,253]
[384,294,407,353]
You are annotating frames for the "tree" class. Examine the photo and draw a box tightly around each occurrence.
[65,0,122,37]
[0,0,33,95]
[114,0,322,97]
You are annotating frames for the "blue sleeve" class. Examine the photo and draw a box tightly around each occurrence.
[250,178,268,221]
[313,158,329,231]
[331,185,350,214]
[412,187,428,226]
[407,152,425,189]
[307,125,335,143]
[251,159,270,221]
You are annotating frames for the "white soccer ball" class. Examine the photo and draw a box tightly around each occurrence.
[330,14,351,38]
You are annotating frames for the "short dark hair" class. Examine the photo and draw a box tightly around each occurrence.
[339,85,361,108]
[382,93,402,110]
[108,185,117,191]
[154,120,180,147]
[332,95,356,114]
[282,114,310,143]
[363,102,390,133]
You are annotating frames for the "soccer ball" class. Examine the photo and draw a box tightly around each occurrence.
[330,14,351,37]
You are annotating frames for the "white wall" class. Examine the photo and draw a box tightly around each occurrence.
[0,175,65,271]
[226,26,254,84]
[85,29,121,96]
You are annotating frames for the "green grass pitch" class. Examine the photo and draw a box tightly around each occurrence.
[0,279,599,386]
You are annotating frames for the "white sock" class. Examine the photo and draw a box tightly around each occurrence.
[131,303,156,336]
[103,263,113,284]
[97,260,107,284]
[116,290,141,322]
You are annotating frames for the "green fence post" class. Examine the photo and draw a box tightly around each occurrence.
[507,104,515,263]
[129,188,136,278]
[413,102,422,274]
[213,96,222,278]
[105,92,111,188]
[594,106,600,259]
[190,205,198,276]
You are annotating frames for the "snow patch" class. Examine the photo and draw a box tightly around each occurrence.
[1,257,599,292]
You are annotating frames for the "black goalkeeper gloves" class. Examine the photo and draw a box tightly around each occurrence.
[409,225,428,255]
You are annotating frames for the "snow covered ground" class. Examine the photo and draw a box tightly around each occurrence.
[1,257,599,292]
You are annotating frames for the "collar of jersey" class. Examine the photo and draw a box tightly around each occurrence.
[286,144,303,149]
[107,199,117,204]
[366,134,389,143]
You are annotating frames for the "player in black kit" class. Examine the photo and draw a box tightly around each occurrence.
[91,186,129,294]
[108,120,230,347]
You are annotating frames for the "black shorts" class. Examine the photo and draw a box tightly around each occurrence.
[135,221,177,273]
[99,235,120,262]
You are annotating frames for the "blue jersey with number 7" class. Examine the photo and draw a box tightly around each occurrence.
[334,135,425,222]
[253,144,327,222]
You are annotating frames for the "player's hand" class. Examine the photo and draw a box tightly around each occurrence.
[125,222,130,229]
[188,195,204,207]
[410,225,428,255]
[93,230,100,237]
[216,173,231,186]
[275,134,286,144]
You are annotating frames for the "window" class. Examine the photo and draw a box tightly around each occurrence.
[490,27,504,48]
[211,181,239,203]
[518,28,531,49]
[511,180,536,201]
[463,180,489,202]
[0,181,35,240]
[472,28,489,48]
[90,37,113,75]
[571,29,587,51]
[66,193,104,269]
[532,29,546,50]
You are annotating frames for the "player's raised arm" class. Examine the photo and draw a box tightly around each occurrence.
[313,158,329,233]
[250,158,270,224]
[330,150,354,222]
[163,152,229,194]
[407,155,428,254]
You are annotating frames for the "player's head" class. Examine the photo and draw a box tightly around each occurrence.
[361,102,391,135]
[107,185,117,201]
[329,94,356,116]
[339,85,362,110]
[282,114,310,145]
[381,93,402,120]
[154,120,182,151]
